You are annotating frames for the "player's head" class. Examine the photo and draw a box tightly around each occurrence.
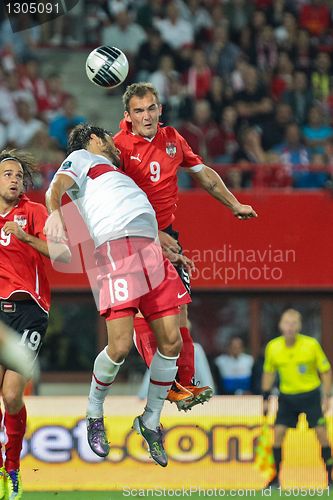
[123,82,162,139]
[279,309,302,341]
[68,124,121,167]
[0,149,37,203]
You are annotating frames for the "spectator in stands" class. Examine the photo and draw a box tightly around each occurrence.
[266,0,297,27]
[290,29,316,74]
[282,71,313,126]
[162,73,193,128]
[310,52,332,104]
[209,25,241,80]
[154,1,194,51]
[19,56,47,116]
[101,9,146,62]
[224,0,254,38]
[272,122,310,171]
[48,1,83,46]
[0,72,35,125]
[214,336,254,395]
[150,55,177,106]
[262,103,293,151]
[271,51,294,101]
[230,57,249,94]
[182,0,213,41]
[183,48,213,100]
[303,105,333,156]
[234,65,274,129]
[293,152,329,189]
[84,0,111,45]
[207,76,233,124]
[0,123,6,150]
[274,11,298,52]
[219,106,239,163]
[298,0,331,37]
[233,126,267,187]
[0,15,41,60]
[135,27,174,82]
[136,0,164,30]
[7,99,44,148]
[255,25,279,75]
[38,72,70,123]
[49,95,86,152]
[178,99,225,163]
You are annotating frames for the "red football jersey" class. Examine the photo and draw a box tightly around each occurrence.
[114,120,204,229]
[0,195,50,312]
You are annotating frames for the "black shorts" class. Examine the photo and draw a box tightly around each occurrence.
[0,300,48,360]
[275,388,324,428]
[163,225,191,295]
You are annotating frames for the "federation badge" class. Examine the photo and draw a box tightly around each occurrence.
[166,142,177,158]
[14,215,27,228]
[61,160,72,170]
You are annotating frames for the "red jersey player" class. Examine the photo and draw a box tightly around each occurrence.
[0,150,70,499]
[114,82,257,411]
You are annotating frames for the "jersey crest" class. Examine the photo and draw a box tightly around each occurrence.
[14,215,27,228]
[166,142,177,158]
[61,160,72,170]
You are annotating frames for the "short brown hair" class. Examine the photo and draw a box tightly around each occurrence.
[122,82,160,112]
[0,149,38,189]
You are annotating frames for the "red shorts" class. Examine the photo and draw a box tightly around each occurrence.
[96,237,191,321]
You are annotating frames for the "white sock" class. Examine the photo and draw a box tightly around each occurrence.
[142,349,178,430]
[87,347,124,418]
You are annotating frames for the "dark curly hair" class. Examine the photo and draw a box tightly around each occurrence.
[0,149,38,189]
[67,124,112,154]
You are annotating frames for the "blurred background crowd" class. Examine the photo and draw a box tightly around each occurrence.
[1,0,333,189]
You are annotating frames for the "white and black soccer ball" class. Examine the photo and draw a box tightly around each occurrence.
[85,46,129,88]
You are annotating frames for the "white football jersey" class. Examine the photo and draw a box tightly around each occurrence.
[56,149,157,246]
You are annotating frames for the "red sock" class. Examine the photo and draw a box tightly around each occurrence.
[177,327,195,386]
[5,405,26,471]
[134,317,157,367]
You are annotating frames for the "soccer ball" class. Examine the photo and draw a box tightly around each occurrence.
[85,46,129,88]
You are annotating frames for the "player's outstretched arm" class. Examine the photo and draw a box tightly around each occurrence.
[190,165,257,220]
[2,221,71,263]
[45,173,75,242]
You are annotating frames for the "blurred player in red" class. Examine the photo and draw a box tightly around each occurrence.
[0,150,70,499]
[114,82,257,410]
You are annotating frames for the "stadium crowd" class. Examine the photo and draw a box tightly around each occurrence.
[1,0,333,188]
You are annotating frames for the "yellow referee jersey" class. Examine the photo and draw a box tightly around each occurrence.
[263,334,331,394]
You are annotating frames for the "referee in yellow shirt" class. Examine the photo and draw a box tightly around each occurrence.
[262,309,332,487]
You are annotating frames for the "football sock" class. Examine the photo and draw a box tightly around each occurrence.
[133,316,156,367]
[142,349,178,430]
[5,405,26,471]
[177,326,195,386]
[321,446,333,477]
[273,446,282,476]
[87,347,124,418]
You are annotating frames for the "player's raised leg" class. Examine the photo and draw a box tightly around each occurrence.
[87,314,133,457]
[133,312,182,467]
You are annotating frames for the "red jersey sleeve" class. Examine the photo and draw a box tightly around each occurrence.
[174,129,204,169]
